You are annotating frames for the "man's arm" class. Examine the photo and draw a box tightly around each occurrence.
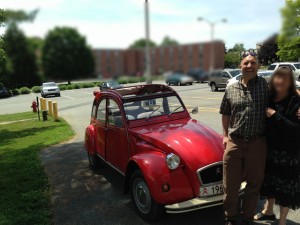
[222,115,230,149]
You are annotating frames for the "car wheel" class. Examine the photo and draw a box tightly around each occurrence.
[211,83,218,92]
[57,93,61,97]
[130,170,164,221]
[87,152,101,170]
[189,82,193,85]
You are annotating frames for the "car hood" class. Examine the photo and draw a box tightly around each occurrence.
[130,118,223,170]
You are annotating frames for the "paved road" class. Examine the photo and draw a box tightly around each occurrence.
[1,82,299,225]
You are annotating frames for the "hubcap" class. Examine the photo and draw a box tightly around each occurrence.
[133,178,151,214]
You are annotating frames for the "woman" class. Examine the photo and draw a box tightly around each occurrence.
[254,67,300,225]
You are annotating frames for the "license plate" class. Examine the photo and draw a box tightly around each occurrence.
[200,183,224,197]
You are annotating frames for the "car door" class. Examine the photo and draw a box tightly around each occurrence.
[94,98,107,158]
[220,71,231,88]
[105,98,129,173]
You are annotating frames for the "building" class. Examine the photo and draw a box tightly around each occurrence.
[93,40,225,78]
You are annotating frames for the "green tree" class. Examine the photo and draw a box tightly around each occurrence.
[224,52,240,68]
[4,9,38,24]
[160,36,179,47]
[42,27,95,84]
[258,34,279,65]
[277,0,300,61]
[129,38,156,49]
[228,43,245,53]
[4,24,39,87]
[0,9,6,85]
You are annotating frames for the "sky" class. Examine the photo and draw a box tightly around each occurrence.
[0,0,285,50]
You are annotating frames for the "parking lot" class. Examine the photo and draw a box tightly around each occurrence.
[1,81,299,225]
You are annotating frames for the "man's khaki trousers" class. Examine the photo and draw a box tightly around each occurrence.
[223,136,267,219]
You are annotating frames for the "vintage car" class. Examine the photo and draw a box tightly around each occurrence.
[84,84,225,221]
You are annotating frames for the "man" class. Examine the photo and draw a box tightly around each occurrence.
[220,52,268,225]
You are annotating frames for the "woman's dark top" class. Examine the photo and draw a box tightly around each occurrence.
[260,94,300,210]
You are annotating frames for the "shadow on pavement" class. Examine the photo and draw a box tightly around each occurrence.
[40,141,300,225]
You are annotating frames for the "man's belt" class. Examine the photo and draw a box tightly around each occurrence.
[230,133,265,142]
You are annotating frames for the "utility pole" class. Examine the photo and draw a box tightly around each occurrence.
[144,0,152,84]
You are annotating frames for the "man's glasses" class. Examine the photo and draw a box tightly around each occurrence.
[241,51,257,59]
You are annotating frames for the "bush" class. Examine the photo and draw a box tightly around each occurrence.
[20,87,31,94]
[93,82,102,87]
[66,84,75,90]
[73,83,81,89]
[117,78,128,84]
[81,82,95,88]
[12,88,20,95]
[59,84,67,90]
[31,86,41,93]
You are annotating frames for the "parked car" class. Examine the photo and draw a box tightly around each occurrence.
[208,69,241,91]
[187,68,209,83]
[100,80,123,91]
[84,84,240,221]
[0,86,10,98]
[41,82,60,97]
[166,73,194,86]
[267,62,300,80]
[226,71,274,88]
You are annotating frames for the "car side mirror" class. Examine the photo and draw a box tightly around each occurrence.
[191,107,198,114]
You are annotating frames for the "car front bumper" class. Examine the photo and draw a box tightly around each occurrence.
[42,90,60,95]
[165,182,246,213]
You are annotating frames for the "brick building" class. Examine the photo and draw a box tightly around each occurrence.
[93,41,225,78]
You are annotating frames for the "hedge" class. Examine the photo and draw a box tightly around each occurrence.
[31,86,41,93]
[12,89,20,95]
[19,87,31,94]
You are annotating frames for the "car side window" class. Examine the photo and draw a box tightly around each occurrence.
[107,99,123,127]
[268,65,276,70]
[222,72,230,78]
[279,64,295,71]
[96,99,106,123]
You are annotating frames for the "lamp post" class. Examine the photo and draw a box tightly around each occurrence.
[197,17,227,72]
[144,0,152,84]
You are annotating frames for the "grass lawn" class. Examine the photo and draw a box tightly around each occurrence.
[0,112,75,225]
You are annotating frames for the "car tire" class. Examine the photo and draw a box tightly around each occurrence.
[210,83,218,92]
[87,152,101,170]
[57,93,61,97]
[130,170,164,222]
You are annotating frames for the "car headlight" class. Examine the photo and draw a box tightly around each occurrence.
[166,153,180,170]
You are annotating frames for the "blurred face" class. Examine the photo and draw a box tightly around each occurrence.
[240,55,259,77]
[272,71,291,94]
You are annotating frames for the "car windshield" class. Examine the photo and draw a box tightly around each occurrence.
[43,83,56,87]
[268,65,276,70]
[228,70,241,77]
[293,63,300,69]
[123,95,185,120]
[107,81,119,86]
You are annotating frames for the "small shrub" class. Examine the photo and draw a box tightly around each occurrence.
[59,85,67,90]
[12,88,20,95]
[93,82,102,87]
[81,82,95,88]
[73,84,81,89]
[31,86,41,93]
[20,87,31,94]
[117,78,128,84]
[66,84,75,90]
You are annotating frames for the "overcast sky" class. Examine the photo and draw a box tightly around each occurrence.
[0,0,285,49]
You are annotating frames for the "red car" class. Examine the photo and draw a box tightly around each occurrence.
[84,84,225,221]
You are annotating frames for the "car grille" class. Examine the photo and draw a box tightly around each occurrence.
[48,89,56,91]
[197,162,223,185]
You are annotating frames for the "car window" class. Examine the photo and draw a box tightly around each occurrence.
[96,99,106,123]
[123,95,184,120]
[268,65,276,70]
[107,99,123,127]
[228,70,241,77]
[279,64,295,71]
[222,72,231,78]
[294,63,300,69]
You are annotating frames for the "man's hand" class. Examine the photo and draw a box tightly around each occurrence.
[223,136,230,150]
[266,107,276,118]
[297,108,300,120]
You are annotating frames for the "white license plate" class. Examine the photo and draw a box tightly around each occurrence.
[200,183,224,197]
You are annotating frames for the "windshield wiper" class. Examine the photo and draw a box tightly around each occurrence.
[168,106,183,117]
[146,105,161,120]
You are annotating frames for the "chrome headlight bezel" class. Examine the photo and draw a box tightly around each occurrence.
[166,153,180,170]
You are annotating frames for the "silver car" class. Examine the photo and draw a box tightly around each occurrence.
[41,82,60,97]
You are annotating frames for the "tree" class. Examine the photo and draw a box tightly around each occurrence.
[228,43,245,53]
[224,51,240,68]
[129,38,156,49]
[42,27,95,84]
[0,9,6,85]
[277,0,300,61]
[4,24,39,87]
[160,36,179,47]
[258,34,279,65]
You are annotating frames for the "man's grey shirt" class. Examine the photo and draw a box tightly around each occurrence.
[220,75,269,136]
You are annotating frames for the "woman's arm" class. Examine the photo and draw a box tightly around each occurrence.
[268,109,300,132]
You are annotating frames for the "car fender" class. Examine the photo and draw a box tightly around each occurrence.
[125,152,194,205]
[85,125,96,154]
